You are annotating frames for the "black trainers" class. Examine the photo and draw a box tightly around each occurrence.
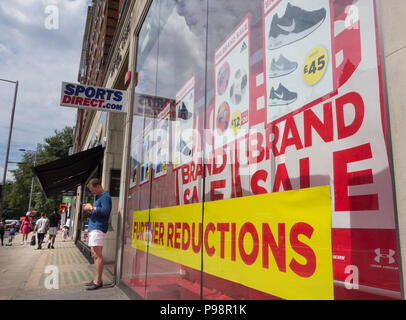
[86,281,103,290]
[268,83,297,106]
[85,280,96,287]
[268,3,326,50]
[48,242,51,249]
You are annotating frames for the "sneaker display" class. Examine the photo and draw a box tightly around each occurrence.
[268,3,326,50]
[269,54,298,78]
[268,83,298,106]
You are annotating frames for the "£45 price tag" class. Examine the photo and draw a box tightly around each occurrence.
[302,46,328,86]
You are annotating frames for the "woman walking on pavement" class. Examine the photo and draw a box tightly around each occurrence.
[20,214,31,245]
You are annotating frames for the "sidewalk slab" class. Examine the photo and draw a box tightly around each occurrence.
[0,232,129,300]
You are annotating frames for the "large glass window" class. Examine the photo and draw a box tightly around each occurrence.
[122,0,402,300]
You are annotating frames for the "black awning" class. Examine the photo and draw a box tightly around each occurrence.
[32,146,105,198]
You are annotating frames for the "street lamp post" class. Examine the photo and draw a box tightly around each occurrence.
[19,148,37,212]
[0,78,19,219]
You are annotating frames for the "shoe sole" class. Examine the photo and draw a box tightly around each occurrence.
[85,283,103,290]
[269,65,298,78]
[268,17,325,50]
[85,281,103,287]
[268,97,297,106]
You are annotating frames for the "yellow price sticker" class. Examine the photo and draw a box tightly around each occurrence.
[302,46,328,86]
[230,111,242,134]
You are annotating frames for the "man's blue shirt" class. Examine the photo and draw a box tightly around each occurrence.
[88,191,112,233]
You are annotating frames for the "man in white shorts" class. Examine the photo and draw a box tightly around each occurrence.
[82,178,112,290]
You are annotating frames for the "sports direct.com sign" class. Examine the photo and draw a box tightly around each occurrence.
[60,82,128,113]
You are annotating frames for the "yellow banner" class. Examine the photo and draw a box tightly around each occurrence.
[131,186,333,300]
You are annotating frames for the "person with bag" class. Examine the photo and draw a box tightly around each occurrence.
[33,212,48,250]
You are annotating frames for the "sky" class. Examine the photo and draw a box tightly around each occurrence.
[0,0,90,181]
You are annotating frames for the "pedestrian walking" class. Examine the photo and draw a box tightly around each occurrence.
[62,218,70,242]
[6,222,16,246]
[0,219,6,246]
[82,178,112,290]
[47,208,60,249]
[33,212,48,250]
[20,214,31,245]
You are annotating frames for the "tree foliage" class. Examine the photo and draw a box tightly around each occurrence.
[2,126,74,219]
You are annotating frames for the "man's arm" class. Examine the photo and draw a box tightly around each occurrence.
[92,195,111,218]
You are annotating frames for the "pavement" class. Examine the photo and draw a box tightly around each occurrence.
[0,231,130,300]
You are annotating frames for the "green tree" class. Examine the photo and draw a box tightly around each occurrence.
[2,126,74,219]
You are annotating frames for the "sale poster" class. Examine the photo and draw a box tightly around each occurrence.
[154,103,170,179]
[130,133,141,189]
[174,75,195,168]
[140,121,153,185]
[214,15,250,149]
[263,0,336,123]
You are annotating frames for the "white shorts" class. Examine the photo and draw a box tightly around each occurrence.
[88,230,105,247]
[49,227,57,236]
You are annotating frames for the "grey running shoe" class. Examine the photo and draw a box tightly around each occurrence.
[268,3,326,50]
[269,54,298,78]
[268,83,297,106]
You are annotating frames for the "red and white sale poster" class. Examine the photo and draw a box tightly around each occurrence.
[263,0,336,123]
[214,15,251,149]
[174,75,195,168]
[154,103,170,180]
[257,0,401,298]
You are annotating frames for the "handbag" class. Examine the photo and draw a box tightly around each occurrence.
[30,235,36,246]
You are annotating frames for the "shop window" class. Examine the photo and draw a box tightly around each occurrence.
[122,0,402,301]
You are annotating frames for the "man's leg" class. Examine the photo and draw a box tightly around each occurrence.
[50,235,56,248]
[92,246,104,285]
[37,233,44,248]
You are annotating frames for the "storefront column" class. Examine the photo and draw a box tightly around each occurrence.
[378,0,406,299]
[73,185,83,243]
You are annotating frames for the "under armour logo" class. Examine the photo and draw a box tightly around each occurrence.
[374,248,395,264]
